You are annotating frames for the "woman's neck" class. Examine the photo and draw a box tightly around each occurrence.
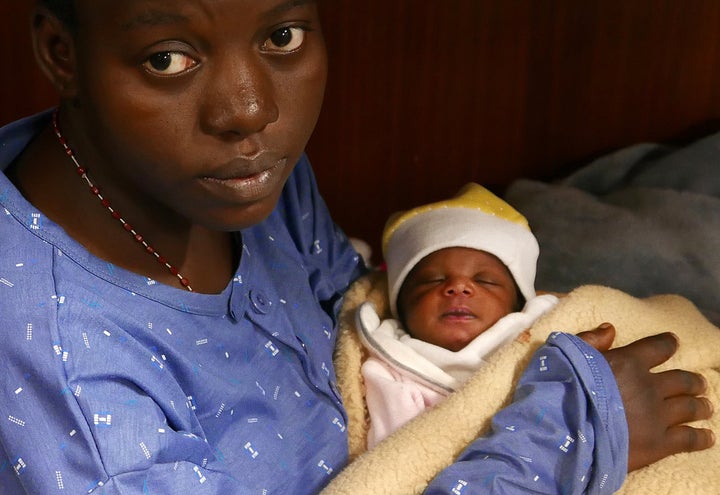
[8,123,237,294]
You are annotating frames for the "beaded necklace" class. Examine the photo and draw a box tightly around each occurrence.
[52,110,193,291]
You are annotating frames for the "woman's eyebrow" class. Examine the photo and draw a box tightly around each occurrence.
[261,0,317,20]
[120,10,189,31]
[118,0,316,32]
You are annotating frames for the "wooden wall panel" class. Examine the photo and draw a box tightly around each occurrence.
[309,0,720,255]
[0,2,58,125]
[3,1,720,258]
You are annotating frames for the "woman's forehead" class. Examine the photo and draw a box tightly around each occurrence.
[75,0,317,15]
[71,0,318,36]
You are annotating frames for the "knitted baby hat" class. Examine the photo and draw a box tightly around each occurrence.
[382,183,539,318]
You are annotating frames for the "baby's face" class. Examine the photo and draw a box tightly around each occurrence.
[397,247,519,352]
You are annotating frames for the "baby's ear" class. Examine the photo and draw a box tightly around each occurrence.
[31,6,78,98]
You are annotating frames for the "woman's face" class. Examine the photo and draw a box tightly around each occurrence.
[62,0,327,230]
[397,247,520,352]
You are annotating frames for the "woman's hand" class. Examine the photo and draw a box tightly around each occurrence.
[578,323,715,471]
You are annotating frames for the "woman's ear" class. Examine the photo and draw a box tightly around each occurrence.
[31,7,77,98]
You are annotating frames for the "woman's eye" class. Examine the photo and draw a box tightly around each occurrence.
[143,51,198,76]
[262,26,306,53]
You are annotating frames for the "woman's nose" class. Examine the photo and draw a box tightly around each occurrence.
[200,54,279,137]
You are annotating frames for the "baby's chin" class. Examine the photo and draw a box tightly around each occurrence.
[436,325,489,352]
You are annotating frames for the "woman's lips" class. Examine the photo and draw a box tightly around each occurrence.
[199,156,288,201]
[203,166,273,188]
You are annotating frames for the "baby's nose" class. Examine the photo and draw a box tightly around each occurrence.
[444,278,473,296]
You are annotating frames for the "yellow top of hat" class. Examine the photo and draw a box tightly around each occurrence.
[382,183,530,255]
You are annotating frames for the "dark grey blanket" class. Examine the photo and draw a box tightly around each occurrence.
[505,133,720,323]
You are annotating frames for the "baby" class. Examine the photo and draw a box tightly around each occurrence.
[358,183,558,448]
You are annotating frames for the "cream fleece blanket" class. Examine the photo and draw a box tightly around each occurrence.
[325,271,720,495]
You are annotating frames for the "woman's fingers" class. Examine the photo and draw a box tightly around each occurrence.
[664,424,716,454]
[654,369,708,399]
[577,322,615,352]
[662,395,714,426]
[604,332,679,371]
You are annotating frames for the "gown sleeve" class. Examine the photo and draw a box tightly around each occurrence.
[424,332,628,495]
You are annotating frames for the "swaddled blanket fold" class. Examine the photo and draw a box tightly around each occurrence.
[326,271,720,495]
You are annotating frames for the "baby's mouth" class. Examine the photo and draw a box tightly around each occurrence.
[441,307,476,319]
